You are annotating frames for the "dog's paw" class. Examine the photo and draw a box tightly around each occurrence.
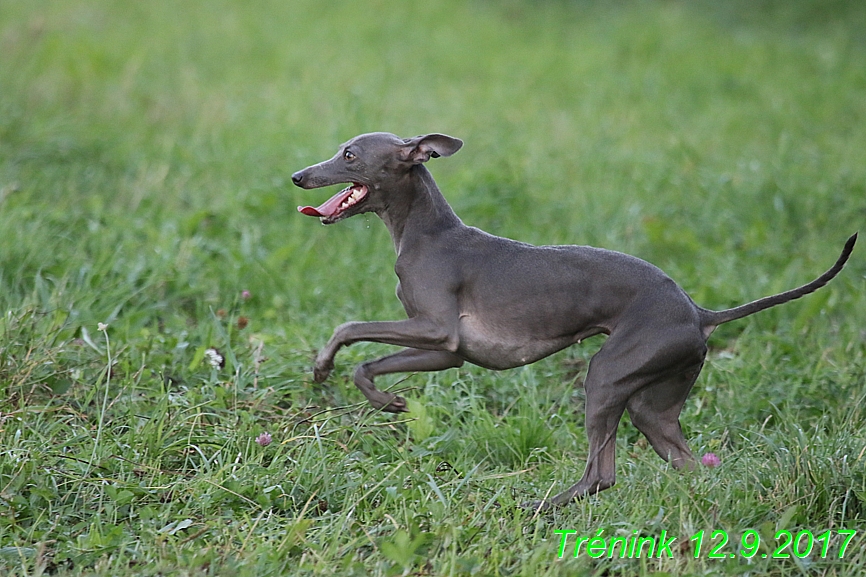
[383,395,409,413]
[519,499,552,514]
[370,394,409,413]
[313,361,333,383]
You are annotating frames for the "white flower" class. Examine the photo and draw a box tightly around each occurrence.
[205,347,224,369]
[97,322,109,332]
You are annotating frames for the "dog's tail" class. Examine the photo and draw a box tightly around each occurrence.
[699,233,857,334]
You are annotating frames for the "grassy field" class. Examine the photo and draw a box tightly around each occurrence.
[2,0,866,575]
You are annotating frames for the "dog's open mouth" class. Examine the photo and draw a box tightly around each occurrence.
[298,183,368,222]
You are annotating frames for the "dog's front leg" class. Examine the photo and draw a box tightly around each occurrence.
[352,348,465,412]
[314,318,459,382]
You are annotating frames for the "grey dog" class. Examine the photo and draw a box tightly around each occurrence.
[292,132,856,509]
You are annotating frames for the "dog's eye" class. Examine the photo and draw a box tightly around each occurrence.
[344,150,356,161]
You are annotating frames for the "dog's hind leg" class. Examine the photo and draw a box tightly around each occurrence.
[527,326,707,511]
[626,361,704,469]
[543,349,632,507]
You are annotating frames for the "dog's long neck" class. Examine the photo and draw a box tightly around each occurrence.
[379,165,462,254]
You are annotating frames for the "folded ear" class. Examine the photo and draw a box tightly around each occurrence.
[399,134,463,164]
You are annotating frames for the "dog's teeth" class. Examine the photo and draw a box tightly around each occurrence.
[337,187,364,212]
[347,188,363,204]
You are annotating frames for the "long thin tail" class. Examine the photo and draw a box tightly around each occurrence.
[700,233,857,330]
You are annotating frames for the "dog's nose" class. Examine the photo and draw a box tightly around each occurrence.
[291,171,305,186]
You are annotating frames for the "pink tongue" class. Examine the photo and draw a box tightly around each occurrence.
[297,186,353,218]
[298,205,325,217]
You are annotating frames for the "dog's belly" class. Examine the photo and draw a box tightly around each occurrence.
[455,315,598,370]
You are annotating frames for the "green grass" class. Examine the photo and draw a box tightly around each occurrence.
[1,0,866,575]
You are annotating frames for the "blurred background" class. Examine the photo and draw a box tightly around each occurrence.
[2,0,864,328]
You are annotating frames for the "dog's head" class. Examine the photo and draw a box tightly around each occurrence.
[292,132,463,224]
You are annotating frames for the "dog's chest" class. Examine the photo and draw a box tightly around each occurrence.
[395,280,417,317]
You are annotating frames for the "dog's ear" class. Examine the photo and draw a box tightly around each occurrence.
[399,134,463,164]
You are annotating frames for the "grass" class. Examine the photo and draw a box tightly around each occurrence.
[1,0,865,574]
